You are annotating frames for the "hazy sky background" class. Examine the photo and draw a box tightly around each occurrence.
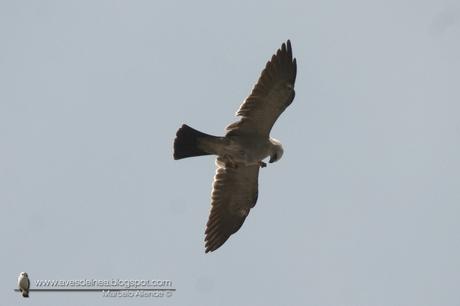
[1,0,459,305]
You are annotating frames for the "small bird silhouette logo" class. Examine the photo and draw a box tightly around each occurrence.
[18,272,30,298]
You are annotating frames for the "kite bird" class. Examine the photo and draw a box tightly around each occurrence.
[173,40,297,253]
[18,272,30,298]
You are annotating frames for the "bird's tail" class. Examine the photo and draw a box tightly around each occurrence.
[22,291,29,298]
[173,124,219,160]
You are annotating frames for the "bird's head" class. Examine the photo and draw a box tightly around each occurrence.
[20,272,28,278]
[269,138,284,163]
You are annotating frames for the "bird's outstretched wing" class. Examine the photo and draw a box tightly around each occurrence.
[205,159,260,253]
[226,40,297,138]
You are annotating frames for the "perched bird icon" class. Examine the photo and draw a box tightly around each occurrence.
[18,272,30,298]
[173,40,297,253]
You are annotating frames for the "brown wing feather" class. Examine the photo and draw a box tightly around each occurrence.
[204,160,260,253]
[226,40,297,138]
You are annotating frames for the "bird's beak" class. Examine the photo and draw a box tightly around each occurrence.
[269,154,277,163]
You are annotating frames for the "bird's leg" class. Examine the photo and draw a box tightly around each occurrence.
[259,161,267,168]
[228,162,238,169]
[223,154,238,169]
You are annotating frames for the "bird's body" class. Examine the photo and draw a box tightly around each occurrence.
[197,132,281,167]
[18,272,30,298]
[174,40,297,253]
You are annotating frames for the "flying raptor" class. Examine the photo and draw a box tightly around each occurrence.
[173,40,297,253]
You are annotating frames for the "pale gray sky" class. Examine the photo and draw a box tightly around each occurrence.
[1,1,460,305]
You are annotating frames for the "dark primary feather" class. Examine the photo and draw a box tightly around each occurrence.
[226,40,297,138]
[205,161,260,253]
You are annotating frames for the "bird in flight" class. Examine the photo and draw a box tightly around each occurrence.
[173,40,297,253]
[18,272,30,298]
